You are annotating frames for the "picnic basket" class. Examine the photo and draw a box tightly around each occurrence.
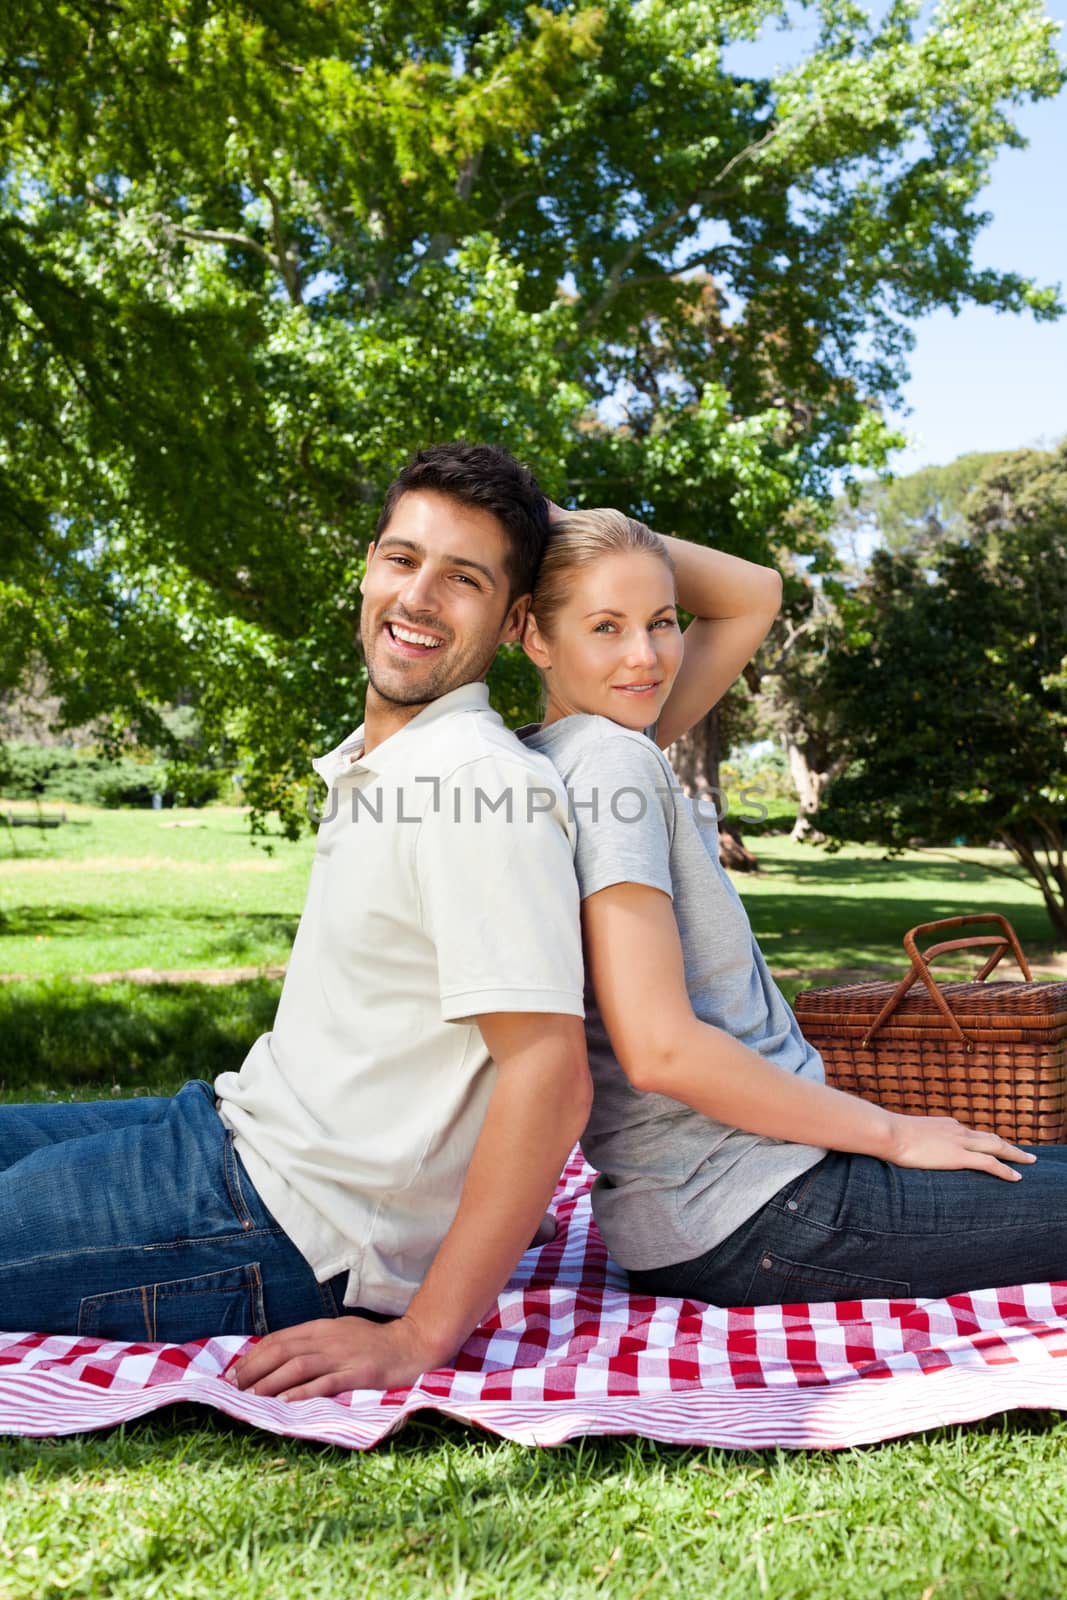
[793,914,1067,1144]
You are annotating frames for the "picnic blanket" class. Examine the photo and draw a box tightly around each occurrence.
[4,1148,1067,1451]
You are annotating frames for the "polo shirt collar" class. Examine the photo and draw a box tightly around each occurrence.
[312,681,491,784]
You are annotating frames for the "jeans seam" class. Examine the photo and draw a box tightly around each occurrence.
[77,1262,267,1338]
[317,1276,342,1318]
[249,1261,268,1335]
[223,1131,256,1231]
[9,1234,280,1270]
[768,1160,830,1219]
[744,1253,911,1301]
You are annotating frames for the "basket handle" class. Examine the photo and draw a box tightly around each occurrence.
[861,914,1032,1052]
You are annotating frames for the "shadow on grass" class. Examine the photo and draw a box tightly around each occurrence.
[4,1397,1067,1480]
[757,851,1034,888]
[0,905,297,945]
[0,978,281,1098]
[743,889,1056,970]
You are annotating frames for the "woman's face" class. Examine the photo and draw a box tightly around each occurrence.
[526,551,685,732]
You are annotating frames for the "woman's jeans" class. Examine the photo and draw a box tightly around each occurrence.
[629,1147,1067,1306]
[0,1080,353,1341]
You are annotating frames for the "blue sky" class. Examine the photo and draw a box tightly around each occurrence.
[725,2,1067,474]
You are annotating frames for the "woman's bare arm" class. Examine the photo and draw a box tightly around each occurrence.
[652,533,782,751]
[582,881,1034,1180]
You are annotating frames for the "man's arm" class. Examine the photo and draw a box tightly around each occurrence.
[227,1013,591,1399]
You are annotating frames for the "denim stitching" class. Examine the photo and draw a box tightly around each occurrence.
[77,1264,266,1337]
[249,1261,269,1336]
[223,1131,256,1231]
[747,1252,910,1301]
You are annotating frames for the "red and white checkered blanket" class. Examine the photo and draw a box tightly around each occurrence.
[4,1149,1067,1451]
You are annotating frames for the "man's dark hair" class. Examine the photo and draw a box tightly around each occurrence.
[376,442,550,604]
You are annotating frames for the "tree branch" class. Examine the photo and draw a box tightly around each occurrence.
[171,224,281,272]
[262,183,303,306]
[1000,828,1066,921]
[914,846,1034,892]
[575,123,779,336]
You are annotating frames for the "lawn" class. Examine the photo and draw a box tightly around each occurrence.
[2,804,1065,1599]
[0,804,312,979]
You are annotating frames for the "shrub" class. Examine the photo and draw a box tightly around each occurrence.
[0,742,229,808]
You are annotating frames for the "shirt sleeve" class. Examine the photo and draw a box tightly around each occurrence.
[563,730,677,903]
[415,756,586,1024]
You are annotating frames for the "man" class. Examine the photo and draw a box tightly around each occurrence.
[0,443,590,1399]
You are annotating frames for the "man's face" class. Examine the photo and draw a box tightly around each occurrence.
[359,490,528,709]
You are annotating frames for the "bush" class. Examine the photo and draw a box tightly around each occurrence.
[0,743,109,804]
[1,742,229,808]
[93,757,168,808]
[163,761,227,808]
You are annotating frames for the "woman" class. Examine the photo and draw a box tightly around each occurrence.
[519,507,1067,1307]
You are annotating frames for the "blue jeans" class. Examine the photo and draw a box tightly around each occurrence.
[629,1147,1067,1306]
[0,1080,353,1340]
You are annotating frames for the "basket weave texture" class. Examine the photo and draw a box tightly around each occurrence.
[793,916,1067,1144]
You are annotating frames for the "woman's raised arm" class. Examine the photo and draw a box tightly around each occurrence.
[652,534,782,751]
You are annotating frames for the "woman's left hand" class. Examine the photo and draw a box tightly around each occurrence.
[885,1113,1038,1181]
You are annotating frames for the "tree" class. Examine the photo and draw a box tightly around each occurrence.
[818,443,1067,942]
[830,451,1006,565]
[2,0,1063,830]
[755,568,850,841]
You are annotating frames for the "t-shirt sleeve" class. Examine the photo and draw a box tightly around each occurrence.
[563,731,676,903]
[416,757,586,1024]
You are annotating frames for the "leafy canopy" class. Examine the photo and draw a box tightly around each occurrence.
[1,0,1063,826]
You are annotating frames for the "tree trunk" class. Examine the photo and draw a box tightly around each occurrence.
[666,706,759,873]
[786,740,847,842]
[1004,832,1067,940]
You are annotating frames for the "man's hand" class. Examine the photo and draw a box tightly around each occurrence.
[885,1114,1037,1181]
[225,1313,432,1401]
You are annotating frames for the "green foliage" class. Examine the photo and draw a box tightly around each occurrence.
[0,744,111,806]
[819,442,1067,941]
[834,449,1009,562]
[2,0,1063,829]
[0,742,228,808]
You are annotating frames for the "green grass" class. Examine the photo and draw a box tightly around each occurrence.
[1,804,1065,1598]
[0,806,312,978]
[0,978,280,1099]
[739,839,1057,1002]
[4,1411,1067,1598]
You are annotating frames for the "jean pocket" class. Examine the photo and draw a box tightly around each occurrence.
[77,1262,268,1342]
[741,1250,910,1307]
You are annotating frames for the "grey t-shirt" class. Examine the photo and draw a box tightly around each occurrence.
[520,713,826,1272]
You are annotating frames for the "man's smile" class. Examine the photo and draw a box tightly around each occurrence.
[383,620,448,656]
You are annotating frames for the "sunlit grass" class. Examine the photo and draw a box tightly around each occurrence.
[0,807,312,978]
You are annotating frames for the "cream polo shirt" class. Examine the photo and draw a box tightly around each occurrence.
[214,682,585,1316]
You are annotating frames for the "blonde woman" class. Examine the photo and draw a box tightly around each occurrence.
[517,508,1067,1308]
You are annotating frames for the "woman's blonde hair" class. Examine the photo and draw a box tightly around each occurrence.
[530,508,675,639]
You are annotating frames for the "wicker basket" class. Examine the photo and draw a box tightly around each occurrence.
[793,914,1067,1144]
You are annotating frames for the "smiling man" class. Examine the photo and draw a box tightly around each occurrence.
[0,444,590,1397]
